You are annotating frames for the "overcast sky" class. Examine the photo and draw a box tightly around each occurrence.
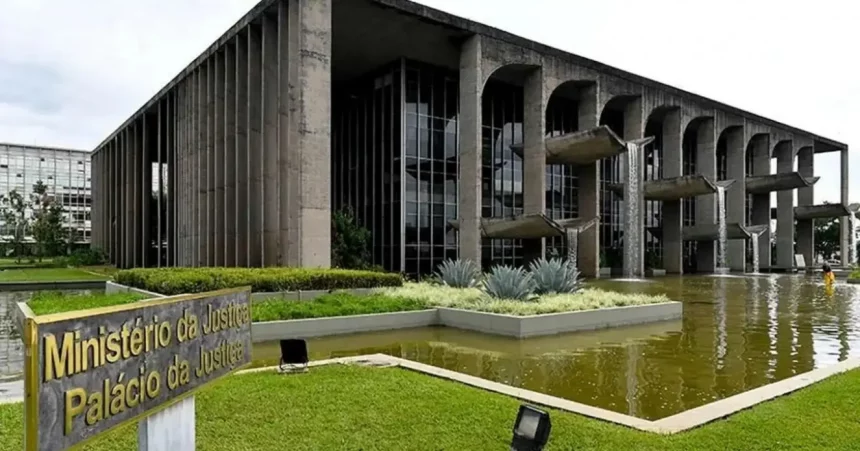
[0,0,855,204]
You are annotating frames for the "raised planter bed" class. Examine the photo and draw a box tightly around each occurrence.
[437,302,682,338]
[105,281,164,298]
[645,269,666,277]
[848,278,860,285]
[250,288,375,302]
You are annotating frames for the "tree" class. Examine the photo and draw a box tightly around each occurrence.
[0,190,30,262]
[30,180,66,260]
[815,216,840,261]
[331,207,371,269]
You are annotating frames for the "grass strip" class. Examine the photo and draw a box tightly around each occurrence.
[252,292,427,322]
[2,364,860,450]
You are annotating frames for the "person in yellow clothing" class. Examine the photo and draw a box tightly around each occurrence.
[823,263,836,285]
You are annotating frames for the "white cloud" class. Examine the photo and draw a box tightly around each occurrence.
[0,0,855,204]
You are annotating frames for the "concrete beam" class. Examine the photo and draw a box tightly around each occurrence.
[458,35,483,267]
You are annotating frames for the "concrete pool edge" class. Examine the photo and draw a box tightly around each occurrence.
[0,280,107,291]
[238,354,860,435]
[250,302,683,340]
[847,278,859,284]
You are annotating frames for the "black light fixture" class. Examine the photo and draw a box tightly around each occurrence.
[510,404,551,451]
[279,339,309,373]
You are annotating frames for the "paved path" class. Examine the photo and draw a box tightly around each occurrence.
[0,380,23,404]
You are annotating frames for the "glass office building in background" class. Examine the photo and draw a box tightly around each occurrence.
[0,143,92,245]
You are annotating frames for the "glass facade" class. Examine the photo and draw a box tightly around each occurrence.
[481,80,524,269]
[599,109,625,268]
[544,96,580,258]
[0,144,91,244]
[332,61,403,272]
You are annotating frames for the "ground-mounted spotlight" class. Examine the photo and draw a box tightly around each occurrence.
[510,404,551,451]
[279,339,309,373]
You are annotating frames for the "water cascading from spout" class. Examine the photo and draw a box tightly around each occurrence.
[716,186,728,270]
[751,233,760,274]
[850,213,858,266]
[565,228,579,269]
[623,142,641,278]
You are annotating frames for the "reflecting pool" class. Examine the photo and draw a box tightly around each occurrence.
[253,275,860,420]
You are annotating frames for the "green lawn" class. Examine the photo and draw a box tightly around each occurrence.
[27,291,146,315]
[252,292,427,322]
[3,364,859,450]
[0,268,109,282]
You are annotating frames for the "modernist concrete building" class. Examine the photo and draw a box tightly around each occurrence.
[90,0,852,276]
[0,143,92,244]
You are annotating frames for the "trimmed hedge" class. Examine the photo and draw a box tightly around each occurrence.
[252,292,426,321]
[114,267,403,295]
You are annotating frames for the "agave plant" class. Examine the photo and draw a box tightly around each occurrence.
[529,257,581,295]
[436,259,481,288]
[482,265,535,301]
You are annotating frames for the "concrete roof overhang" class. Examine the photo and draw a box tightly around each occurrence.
[448,213,597,239]
[745,173,820,194]
[794,204,854,220]
[609,176,734,201]
[510,126,654,166]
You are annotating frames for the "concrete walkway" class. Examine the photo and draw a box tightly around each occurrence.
[0,380,23,404]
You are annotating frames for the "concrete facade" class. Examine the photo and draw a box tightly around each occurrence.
[90,0,849,274]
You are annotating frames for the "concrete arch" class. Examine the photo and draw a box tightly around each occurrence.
[545,79,597,131]
[481,63,541,92]
[772,139,794,161]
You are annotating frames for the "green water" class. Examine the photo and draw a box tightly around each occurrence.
[253,275,860,420]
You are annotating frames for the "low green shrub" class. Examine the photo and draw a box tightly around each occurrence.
[28,291,147,315]
[115,267,403,295]
[252,292,426,321]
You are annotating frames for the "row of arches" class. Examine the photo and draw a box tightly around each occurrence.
[471,62,810,273]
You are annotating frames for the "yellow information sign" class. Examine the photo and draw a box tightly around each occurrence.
[21,287,253,451]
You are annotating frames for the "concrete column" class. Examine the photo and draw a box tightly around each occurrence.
[124,126,134,269]
[168,93,176,266]
[214,52,226,266]
[247,25,264,267]
[157,102,164,267]
[576,84,599,278]
[142,115,152,268]
[261,14,279,267]
[224,40,237,267]
[662,110,682,273]
[623,97,645,277]
[111,138,118,265]
[198,64,208,267]
[207,57,217,266]
[236,30,250,267]
[725,128,746,271]
[458,35,483,267]
[176,83,185,265]
[695,118,716,272]
[282,0,333,267]
[775,141,794,268]
[523,67,546,265]
[750,135,771,267]
[840,147,850,266]
[91,152,98,249]
[796,146,814,267]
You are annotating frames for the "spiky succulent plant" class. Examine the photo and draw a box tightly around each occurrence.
[436,258,481,288]
[482,265,535,301]
[529,257,581,295]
